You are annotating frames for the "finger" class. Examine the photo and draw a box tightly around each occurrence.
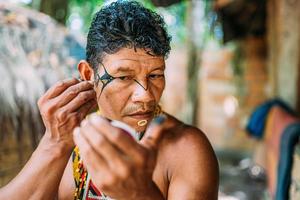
[73,127,109,173]
[76,99,98,121]
[52,81,94,108]
[88,114,143,158]
[86,100,99,114]
[80,119,129,171]
[81,99,98,113]
[59,89,96,114]
[44,78,79,99]
[140,115,167,150]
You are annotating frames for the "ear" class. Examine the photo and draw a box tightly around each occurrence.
[78,60,94,81]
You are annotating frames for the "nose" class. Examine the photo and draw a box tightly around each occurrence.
[131,79,155,103]
[134,79,148,90]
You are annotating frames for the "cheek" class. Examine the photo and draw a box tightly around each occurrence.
[97,86,130,118]
[152,80,165,101]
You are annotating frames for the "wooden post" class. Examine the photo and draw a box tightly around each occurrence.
[268,0,300,108]
[185,0,202,125]
[297,45,300,114]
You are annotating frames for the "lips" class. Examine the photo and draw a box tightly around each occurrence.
[127,111,154,119]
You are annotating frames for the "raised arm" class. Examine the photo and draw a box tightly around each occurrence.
[0,78,96,200]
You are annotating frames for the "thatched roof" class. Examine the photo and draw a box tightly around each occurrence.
[0,3,85,146]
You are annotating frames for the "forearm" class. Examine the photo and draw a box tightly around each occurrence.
[0,135,73,200]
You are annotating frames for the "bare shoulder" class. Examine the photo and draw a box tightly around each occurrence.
[157,114,219,199]
[160,114,218,163]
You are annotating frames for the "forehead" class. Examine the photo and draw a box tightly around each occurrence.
[101,48,165,71]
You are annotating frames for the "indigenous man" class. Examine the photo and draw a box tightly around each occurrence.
[0,1,219,199]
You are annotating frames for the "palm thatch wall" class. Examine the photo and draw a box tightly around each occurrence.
[0,3,85,186]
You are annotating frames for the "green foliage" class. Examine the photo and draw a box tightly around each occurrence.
[66,0,188,43]
[30,0,219,46]
[139,0,188,44]
[159,1,187,44]
[66,0,220,47]
[66,0,157,35]
[135,0,156,10]
[202,1,223,45]
[67,0,105,34]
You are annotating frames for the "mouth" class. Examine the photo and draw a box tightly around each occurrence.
[126,111,154,120]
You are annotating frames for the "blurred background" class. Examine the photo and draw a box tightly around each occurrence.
[0,0,300,199]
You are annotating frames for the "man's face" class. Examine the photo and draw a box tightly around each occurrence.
[93,48,165,132]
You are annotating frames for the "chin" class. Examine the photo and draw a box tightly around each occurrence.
[122,116,154,133]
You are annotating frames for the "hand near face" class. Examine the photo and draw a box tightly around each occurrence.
[73,114,167,200]
[37,78,97,149]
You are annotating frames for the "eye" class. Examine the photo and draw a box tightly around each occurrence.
[148,74,164,79]
[118,76,133,81]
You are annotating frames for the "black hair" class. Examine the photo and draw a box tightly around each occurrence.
[86,0,171,70]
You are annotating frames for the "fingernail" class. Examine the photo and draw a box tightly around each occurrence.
[152,114,167,125]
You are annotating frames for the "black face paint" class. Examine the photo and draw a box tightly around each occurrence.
[96,64,115,95]
[134,79,148,91]
[96,63,149,96]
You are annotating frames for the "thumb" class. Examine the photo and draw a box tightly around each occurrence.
[140,114,167,150]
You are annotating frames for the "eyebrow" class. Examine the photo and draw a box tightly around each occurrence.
[114,66,135,73]
[152,65,165,71]
[111,64,165,74]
